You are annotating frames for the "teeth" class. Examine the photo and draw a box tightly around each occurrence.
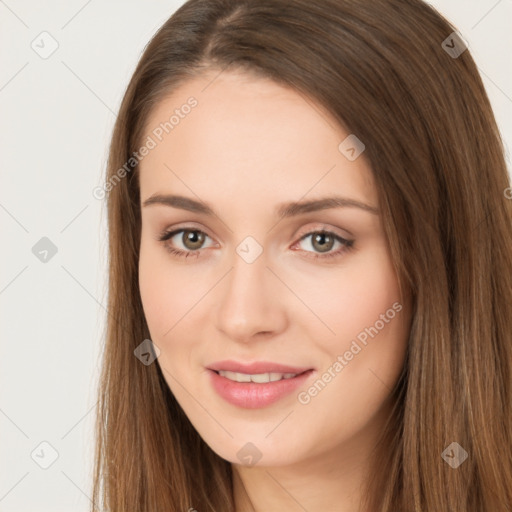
[217,371,298,383]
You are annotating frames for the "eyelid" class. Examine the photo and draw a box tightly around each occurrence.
[158,222,216,241]
[158,221,355,264]
[158,226,217,247]
[159,222,351,245]
[293,222,352,242]
[290,228,353,256]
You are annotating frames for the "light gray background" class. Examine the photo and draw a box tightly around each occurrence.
[1,1,511,510]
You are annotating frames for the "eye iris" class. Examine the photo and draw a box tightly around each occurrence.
[312,232,334,253]
[183,230,205,250]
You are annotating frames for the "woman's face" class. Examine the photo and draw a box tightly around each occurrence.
[138,69,411,468]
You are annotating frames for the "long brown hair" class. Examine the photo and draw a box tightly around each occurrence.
[92,0,512,510]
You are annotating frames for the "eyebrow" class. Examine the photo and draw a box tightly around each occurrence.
[142,194,379,217]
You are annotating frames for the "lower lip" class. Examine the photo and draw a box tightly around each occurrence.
[208,369,315,409]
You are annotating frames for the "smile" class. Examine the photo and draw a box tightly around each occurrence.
[216,370,299,383]
[208,368,315,408]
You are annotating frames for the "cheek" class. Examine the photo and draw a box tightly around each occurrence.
[322,246,408,396]
[138,241,210,361]
[294,242,403,350]
[293,242,409,403]
[292,248,408,445]
[138,240,180,336]
[338,259,401,343]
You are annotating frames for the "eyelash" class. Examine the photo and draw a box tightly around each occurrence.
[157,227,355,261]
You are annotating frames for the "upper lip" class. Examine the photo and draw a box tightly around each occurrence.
[207,360,313,374]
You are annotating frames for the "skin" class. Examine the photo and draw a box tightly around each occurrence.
[138,69,412,512]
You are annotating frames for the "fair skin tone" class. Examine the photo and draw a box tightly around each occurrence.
[138,69,411,512]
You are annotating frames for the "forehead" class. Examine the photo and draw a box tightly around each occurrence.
[138,70,377,211]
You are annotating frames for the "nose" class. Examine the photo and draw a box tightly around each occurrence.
[214,248,288,343]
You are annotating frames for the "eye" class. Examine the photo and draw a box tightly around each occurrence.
[157,227,355,261]
[292,230,354,261]
[157,228,215,259]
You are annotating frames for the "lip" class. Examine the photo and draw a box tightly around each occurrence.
[207,365,315,409]
[207,360,314,374]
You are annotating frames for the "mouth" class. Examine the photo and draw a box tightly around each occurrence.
[206,363,315,409]
[210,369,309,383]
[207,359,314,375]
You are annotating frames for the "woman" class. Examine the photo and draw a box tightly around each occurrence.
[92,0,512,510]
